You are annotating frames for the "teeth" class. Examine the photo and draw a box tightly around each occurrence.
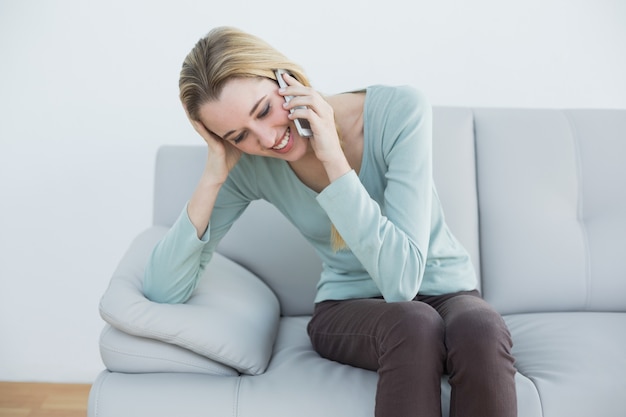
[273,128,290,150]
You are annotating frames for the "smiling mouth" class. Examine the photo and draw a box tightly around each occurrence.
[272,127,291,151]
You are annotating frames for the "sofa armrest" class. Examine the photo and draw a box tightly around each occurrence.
[99,227,281,375]
[99,324,239,376]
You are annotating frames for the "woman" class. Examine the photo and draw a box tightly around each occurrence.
[143,26,517,417]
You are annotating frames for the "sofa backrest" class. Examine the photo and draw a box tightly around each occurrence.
[473,108,626,314]
[153,107,626,317]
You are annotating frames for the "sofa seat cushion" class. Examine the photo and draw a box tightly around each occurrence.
[236,317,542,417]
[99,226,281,375]
[238,316,377,417]
[89,371,241,417]
[505,312,626,417]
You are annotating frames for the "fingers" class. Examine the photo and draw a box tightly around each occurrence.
[278,73,315,105]
[190,118,221,147]
[278,73,330,121]
[190,118,209,138]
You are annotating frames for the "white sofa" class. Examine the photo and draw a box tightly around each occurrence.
[88,106,626,417]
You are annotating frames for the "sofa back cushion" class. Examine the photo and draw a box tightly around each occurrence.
[475,109,626,314]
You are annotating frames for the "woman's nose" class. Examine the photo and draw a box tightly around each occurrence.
[255,127,277,148]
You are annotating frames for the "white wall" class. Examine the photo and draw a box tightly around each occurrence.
[1,0,624,383]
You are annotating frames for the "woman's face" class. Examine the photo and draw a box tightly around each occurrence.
[198,76,310,161]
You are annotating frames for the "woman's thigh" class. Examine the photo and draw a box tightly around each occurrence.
[307,297,445,371]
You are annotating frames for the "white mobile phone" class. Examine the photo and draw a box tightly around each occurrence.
[274,69,313,137]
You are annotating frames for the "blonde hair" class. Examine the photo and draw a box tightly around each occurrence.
[179,26,347,251]
[180,26,310,121]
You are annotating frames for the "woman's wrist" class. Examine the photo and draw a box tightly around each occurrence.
[187,179,221,239]
[323,155,352,183]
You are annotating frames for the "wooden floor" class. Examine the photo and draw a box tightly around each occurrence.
[0,382,90,417]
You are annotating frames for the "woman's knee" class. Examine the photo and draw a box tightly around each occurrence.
[445,299,514,370]
[451,304,510,347]
[378,301,445,357]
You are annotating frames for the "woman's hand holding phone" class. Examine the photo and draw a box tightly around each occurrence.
[277,71,351,183]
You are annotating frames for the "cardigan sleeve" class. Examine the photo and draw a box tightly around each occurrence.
[142,203,215,304]
[143,161,256,304]
[316,87,434,302]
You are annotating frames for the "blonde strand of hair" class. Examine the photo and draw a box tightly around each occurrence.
[330,224,347,252]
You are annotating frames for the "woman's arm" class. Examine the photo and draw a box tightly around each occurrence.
[142,202,215,304]
[187,119,243,237]
[142,174,252,304]
[317,87,434,302]
[143,118,244,304]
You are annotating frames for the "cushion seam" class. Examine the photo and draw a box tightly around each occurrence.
[562,110,592,310]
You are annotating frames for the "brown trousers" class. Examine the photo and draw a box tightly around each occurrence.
[307,290,517,417]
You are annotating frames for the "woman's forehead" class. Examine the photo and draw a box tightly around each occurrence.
[198,77,275,133]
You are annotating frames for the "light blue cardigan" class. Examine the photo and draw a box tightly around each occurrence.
[143,85,477,305]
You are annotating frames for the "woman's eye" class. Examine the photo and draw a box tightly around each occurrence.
[258,104,271,118]
[232,103,270,144]
[233,133,245,144]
